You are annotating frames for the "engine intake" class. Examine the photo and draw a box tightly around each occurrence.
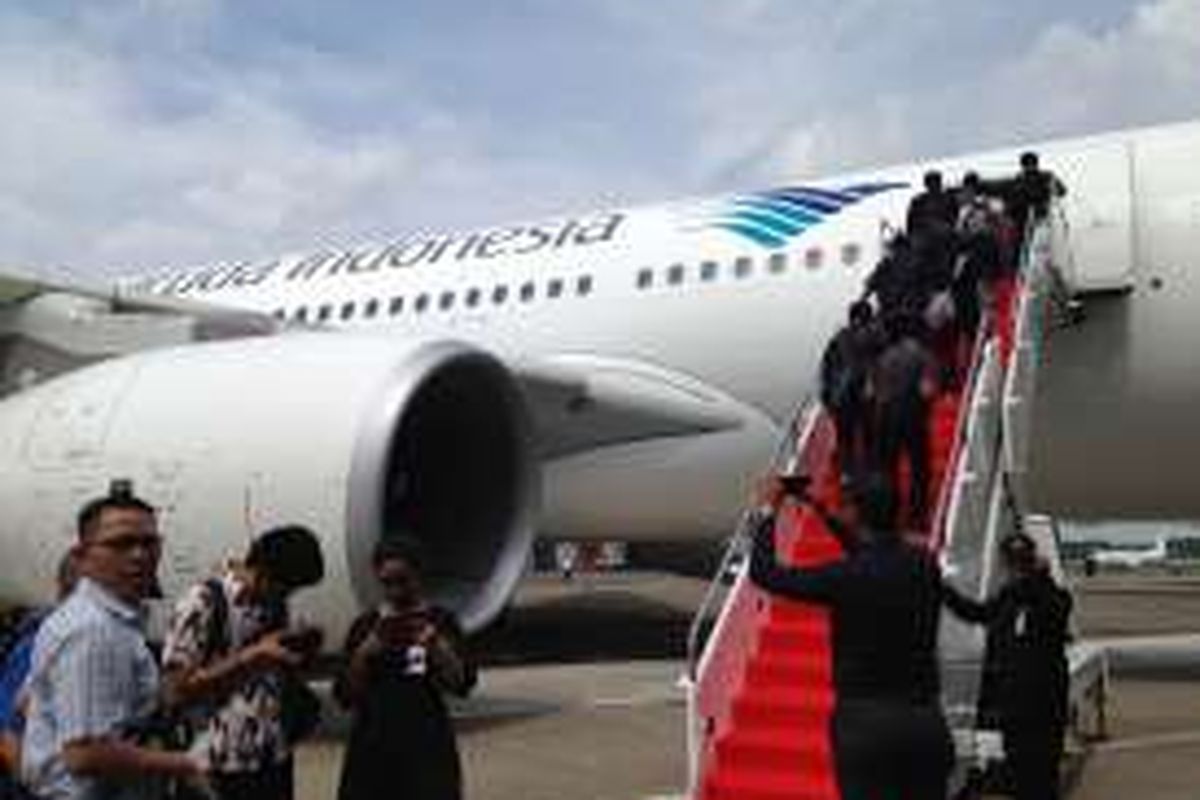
[347,342,537,631]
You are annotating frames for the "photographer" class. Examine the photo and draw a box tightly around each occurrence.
[335,537,475,800]
[748,471,954,800]
[162,526,325,800]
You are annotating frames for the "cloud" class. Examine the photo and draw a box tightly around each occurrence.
[0,7,627,275]
[0,1,1196,279]
[723,0,1200,183]
[981,0,1200,133]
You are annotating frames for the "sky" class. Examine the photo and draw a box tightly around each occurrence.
[1,0,1199,278]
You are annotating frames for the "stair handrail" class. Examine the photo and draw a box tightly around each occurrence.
[968,210,1055,589]
[1001,210,1060,491]
[928,300,994,551]
[684,392,815,682]
[684,393,825,795]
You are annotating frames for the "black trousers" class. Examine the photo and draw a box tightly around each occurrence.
[832,700,953,800]
[213,759,293,800]
[832,393,870,481]
[1005,717,1066,800]
[876,399,930,523]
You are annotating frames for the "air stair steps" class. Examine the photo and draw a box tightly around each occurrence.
[692,332,996,800]
[703,771,838,800]
[685,211,1100,800]
[732,692,833,729]
[717,729,831,770]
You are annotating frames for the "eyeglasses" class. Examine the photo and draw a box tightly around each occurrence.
[90,534,163,554]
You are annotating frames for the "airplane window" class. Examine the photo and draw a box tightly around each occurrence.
[805,248,823,270]
[492,285,509,305]
[364,299,379,318]
[294,307,308,323]
[548,278,564,298]
[415,294,430,313]
[637,269,653,289]
[668,264,685,285]
[340,301,356,320]
[317,304,333,322]
[439,291,455,311]
[700,261,719,282]
[576,275,594,296]
[768,252,788,274]
[389,296,404,315]
[466,288,481,308]
[520,282,535,302]
[841,243,862,266]
[272,309,285,321]
[734,256,753,278]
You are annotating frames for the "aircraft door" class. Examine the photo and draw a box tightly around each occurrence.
[1045,138,1135,292]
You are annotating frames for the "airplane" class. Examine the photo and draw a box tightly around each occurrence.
[1089,535,1171,570]
[0,118,1198,645]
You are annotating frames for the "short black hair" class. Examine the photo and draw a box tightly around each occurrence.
[76,480,156,540]
[924,170,943,190]
[372,536,424,572]
[1020,151,1039,168]
[246,525,324,590]
[848,300,874,326]
[1000,532,1038,566]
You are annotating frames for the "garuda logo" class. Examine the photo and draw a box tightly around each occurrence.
[688,182,907,249]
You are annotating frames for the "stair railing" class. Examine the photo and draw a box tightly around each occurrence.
[931,296,1006,750]
[1002,210,1059,504]
[684,393,815,679]
[937,212,1064,778]
[682,392,835,796]
[928,306,997,553]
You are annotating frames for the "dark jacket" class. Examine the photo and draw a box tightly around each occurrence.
[865,247,920,313]
[335,606,475,800]
[819,323,879,411]
[1005,170,1066,228]
[749,510,944,705]
[943,570,1072,722]
[906,191,959,241]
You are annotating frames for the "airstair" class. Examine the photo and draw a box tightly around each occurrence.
[682,206,1109,800]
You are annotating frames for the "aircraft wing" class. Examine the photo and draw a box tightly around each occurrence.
[0,269,51,304]
[0,268,767,458]
[0,266,276,338]
[513,354,769,459]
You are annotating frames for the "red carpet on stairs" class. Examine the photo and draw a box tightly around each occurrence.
[698,279,1023,800]
[701,397,964,800]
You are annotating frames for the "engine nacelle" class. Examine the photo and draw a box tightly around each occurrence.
[0,333,537,638]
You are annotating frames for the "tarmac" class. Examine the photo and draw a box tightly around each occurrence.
[294,570,1200,800]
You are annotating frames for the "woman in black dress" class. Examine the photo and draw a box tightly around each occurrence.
[335,538,476,800]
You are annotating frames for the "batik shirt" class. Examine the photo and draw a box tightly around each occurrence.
[162,566,289,774]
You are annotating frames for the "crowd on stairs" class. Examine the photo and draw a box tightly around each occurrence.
[698,152,1073,800]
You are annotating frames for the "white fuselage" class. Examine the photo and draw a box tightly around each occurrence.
[124,118,1200,531]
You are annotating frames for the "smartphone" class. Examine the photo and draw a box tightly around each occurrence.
[778,473,812,498]
[378,608,430,647]
[279,625,323,656]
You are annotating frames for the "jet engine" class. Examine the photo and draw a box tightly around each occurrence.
[0,333,537,638]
